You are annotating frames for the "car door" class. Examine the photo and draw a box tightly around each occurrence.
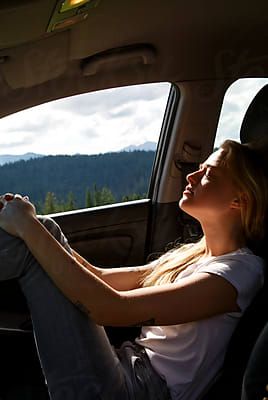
[0,82,179,320]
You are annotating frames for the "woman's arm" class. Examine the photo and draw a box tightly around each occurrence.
[0,197,239,327]
[17,218,241,327]
[72,250,154,291]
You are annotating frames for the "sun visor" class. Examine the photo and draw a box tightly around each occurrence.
[0,32,68,89]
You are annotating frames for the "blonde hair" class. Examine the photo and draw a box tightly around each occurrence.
[220,140,268,241]
[141,139,268,287]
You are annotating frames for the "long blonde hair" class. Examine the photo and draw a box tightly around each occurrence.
[141,139,268,287]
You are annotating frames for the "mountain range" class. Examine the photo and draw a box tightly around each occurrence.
[0,152,43,165]
[0,141,157,165]
[121,141,157,152]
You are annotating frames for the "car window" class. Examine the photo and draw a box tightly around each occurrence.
[215,78,268,147]
[0,82,171,214]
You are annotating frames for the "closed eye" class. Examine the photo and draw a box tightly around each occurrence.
[200,163,218,180]
[204,167,214,179]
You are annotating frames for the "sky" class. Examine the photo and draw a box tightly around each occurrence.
[215,77,268,147]
[0,78,268,156]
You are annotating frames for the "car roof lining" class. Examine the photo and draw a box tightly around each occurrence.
[0,0,268,112]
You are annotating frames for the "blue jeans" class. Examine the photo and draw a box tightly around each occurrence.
[0,217,170,400]
[241,321,268,400]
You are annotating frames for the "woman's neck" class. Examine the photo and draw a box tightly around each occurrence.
[201,220,246,257]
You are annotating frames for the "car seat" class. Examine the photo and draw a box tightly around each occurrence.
[201,84,268,400]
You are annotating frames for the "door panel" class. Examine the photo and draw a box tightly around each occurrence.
[54,198,151,267]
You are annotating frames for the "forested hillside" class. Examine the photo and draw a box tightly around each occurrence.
[0,151,155,213]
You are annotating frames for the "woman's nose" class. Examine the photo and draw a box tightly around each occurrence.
[186,170,201,184]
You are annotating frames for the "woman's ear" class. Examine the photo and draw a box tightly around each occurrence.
[230,194,247,209]
[230,198,241,209]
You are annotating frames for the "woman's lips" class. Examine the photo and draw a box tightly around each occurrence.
[183,187,194,196]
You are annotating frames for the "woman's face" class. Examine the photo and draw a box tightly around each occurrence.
[179,148,240,222]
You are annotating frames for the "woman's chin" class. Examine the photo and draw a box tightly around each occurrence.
[179,198,196,218]
[179,196,190,211]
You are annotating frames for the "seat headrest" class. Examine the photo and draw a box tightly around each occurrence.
[240,84,268,144]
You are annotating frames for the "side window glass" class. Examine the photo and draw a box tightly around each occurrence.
[0,83,170,214]
[215,78,268,147]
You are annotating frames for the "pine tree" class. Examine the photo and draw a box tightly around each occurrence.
[85,188,93,208]
[99,187,115,205]
[65,192,76,211]
[35,200,44,214]
[93,183,101,206]
[43,192,57,214]
[121,193,143,202]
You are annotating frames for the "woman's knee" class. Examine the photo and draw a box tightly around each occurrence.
[38,216,61,238]
[38,216,72,254]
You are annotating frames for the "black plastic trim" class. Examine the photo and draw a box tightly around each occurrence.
[148,83,180,199]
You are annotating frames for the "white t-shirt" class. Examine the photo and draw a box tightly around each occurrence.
[135,248,264,400]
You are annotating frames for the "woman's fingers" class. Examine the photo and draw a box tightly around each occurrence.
[0,192,36,238]
[2,193,29,202]
[0,194,10,209]
[0,193,30,213]
[4,193,14,201]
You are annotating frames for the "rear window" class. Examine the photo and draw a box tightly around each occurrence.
[215,78,268,147]
[0,82,171,214]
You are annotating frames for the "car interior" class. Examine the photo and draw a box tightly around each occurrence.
[0,1,267,399]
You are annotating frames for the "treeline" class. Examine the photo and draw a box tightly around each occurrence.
[0,151,155,212]
[38,186,144,214]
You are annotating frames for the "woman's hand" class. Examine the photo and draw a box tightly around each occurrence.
[0,193,37,238]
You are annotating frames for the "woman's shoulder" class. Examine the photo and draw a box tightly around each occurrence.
[199,247,264,269]
[211,248,264,272]
[197,248,264,290]
[196,248,265,313]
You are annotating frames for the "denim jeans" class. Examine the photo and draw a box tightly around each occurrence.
[0,217,170,400]
[241,321,268,400]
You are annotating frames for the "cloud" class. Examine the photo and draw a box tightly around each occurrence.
[106,105,134,119]
[5,121,49,134]
[50,83,170,117]
[0,82,170,155]
[0,136,34,149]
[1,108,62,135]
[79,125,100,138]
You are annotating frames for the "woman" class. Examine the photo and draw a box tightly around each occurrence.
[0,139,266,400]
